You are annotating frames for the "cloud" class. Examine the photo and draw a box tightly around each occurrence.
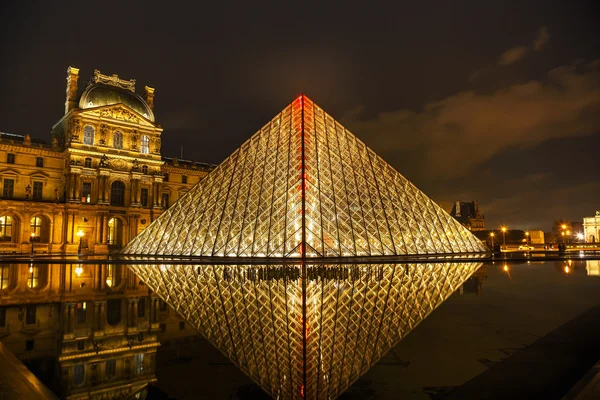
[342,60,600,180]
[499,46,528,65]
[533,26,550,51]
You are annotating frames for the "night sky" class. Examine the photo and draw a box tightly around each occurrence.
[1,1,599,231]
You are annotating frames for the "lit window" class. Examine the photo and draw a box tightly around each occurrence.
[134,354,144,375]
[6,153,15,164]
[36,157,44,167]
[30,217,42,240]
[113,131,123,149]
[0,266,10,290]
[83,126,94,145]
[0,216,13,241]
[140,135,149,154]
[82,182,92,203]
[107,218,120,245]
[27,265,39,288]
[76,302,87,324]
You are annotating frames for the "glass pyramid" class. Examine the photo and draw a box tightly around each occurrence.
[129,262,483,399]
[123,95,486,257]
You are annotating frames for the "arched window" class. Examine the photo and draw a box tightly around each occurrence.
[105,265,121,288]
[0,265,11,289]
[27,265,39,288]
[110,181,125,206]
[73,364,85,386]
[0,216,13,241]
[30,217,42,241]
[83,126,94,145]
[113,131,123,149]
[107,218,121,245]
[140,135,149,154]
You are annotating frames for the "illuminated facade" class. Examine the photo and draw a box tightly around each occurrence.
[583,211,600,243]
[129,262,483,399]
[0,67,212,254]
[124,96,486,257]
[450,200,485,231]
[0,263,160,399]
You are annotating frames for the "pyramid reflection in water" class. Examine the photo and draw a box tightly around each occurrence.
[130,262,482,398]
[124,96,486,257]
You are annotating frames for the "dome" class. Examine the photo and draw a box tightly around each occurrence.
[79,84,155,122]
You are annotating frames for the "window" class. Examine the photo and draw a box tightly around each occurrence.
[159,301,167,312]
[113,131,123,149]
[137,298,146,318]
[82,182,92,203]
[107,218,120,246]
[161,193,169,208]
[0,266,8,289]
[163,173,168,182]
[73,364,85,386]
[76,302,87,324]
[110,181,125,206]
[84,158,92,168]
[27,265,39,288]
[2,179,14,199]
[25,305,36,325]
[140,188,149,207]
[105,359,116,380]
[133,354,144,375]
[30,217,42,240]
[32,181,43,200]
[140,135,149,154]
[83,126,94,145]
[182,175,187,184]
[0,216,13,241]
[0,308,6,327]
[26,340,34,351]
[77,340,85,351]
[141,165,148,174]
[36,157,44,167]
[6,153,15,164]
[106,299,121,326]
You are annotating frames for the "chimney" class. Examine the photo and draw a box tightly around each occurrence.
[65,66,79,114]
[144,86,155,110]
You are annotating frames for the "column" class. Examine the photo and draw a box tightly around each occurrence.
[74,173,81,201]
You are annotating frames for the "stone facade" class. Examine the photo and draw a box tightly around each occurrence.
[583,211,600,243]
[0,67,213,254]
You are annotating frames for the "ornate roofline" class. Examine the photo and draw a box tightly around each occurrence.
[93,69,136,92]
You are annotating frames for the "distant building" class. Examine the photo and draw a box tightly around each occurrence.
[450,200,485,231]
[528,230,545,245]
[583,211,600,243]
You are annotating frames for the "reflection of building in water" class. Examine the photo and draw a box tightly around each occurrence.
[450,200,485,231]
[459,265,487,295]
[130,262,482,399]
[586,260,600,276]
[0,263,159,399]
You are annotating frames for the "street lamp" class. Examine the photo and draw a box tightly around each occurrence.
[30,232,35,254]
[525,231,530,245]
[501,226,507,247]
[77,229,84,253]
[490,232,495,248]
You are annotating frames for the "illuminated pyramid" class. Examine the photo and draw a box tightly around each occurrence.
[129,262,482,399]
[123,96,486,257]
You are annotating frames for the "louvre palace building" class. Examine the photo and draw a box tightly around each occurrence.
[0,67,213,254]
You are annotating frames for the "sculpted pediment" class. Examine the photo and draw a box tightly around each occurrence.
[79,104,155,127]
